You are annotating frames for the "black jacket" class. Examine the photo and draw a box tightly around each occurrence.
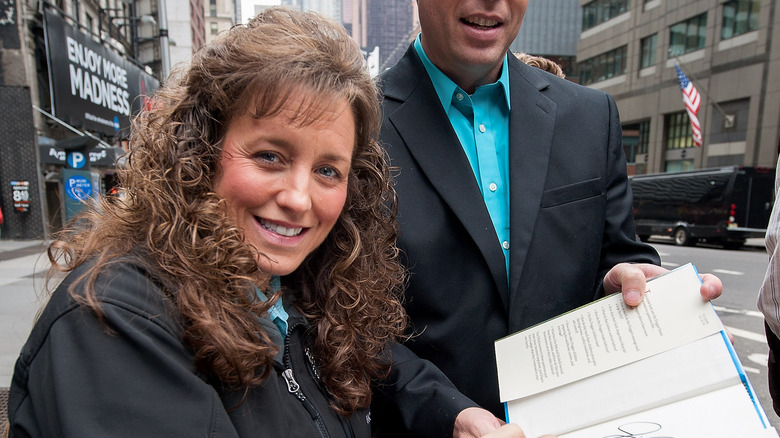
[371,44,661,434]
[7,260,370,437]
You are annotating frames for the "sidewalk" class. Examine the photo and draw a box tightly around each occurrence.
[0,239,51,388]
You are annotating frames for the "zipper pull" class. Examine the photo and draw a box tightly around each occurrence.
[283,368,321,421]
[282,368,300,393]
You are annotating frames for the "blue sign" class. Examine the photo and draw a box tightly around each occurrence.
[67,151,86,169]
[65,175,92,201]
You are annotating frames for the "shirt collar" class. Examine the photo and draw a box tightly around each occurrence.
[256,276,288,336]
[413,34,511,111]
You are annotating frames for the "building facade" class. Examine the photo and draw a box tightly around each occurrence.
[0,0,182,239]
[366,0,416,71]
[511,0,582,77]
[578,0,780,175]
[204,0,235,44]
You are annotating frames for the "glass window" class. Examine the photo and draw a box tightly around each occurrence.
[640,34,657,68]
[577,46,627,85]
[622,120,650,164]
[210,0,217,17]
[665,111,696,150]
[722,0,760,40]
[210,22,218,34]
[582,0,630,31]
[669,14,707,57]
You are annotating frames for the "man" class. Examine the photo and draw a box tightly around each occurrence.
[372,1,723,436]
[758,155,780,417]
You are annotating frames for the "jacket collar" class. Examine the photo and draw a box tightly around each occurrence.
[380,45,557,309]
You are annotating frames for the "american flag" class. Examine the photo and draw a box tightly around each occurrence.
[675,63,702,147]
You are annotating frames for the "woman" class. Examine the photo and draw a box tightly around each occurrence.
[6,7,525,438]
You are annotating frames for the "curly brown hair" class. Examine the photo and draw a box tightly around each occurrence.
[47,7,407,415]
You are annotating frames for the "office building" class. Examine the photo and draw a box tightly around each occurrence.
[0,0,197,239]
[578,0,779,175]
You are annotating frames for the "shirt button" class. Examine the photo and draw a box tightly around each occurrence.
[489,182,497,192]
[502,241,510,250]
[479,124,486,133]
[455,92,465,101]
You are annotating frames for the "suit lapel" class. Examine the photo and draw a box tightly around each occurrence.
[384,49,509,305]
[506,57,557,310]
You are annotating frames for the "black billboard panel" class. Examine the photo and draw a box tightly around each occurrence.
[43,9,159,138]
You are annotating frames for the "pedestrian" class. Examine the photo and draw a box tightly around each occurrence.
[371,1,723,436]
[758,154,780,416]
[5,8,522,438]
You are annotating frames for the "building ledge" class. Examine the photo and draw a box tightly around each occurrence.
[587,74,627,90]
[581,12,631,40]
[708,141,746,157]
[666,49,705,67]
[718,31,759,52]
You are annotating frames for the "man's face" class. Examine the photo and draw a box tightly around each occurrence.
[418,0,528,91]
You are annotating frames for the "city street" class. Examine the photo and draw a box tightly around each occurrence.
[1,237,779,431]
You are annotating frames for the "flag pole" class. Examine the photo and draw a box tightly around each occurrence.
[670,54,734,125]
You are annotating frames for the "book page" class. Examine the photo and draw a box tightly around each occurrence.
[495,263,722,402]
[504,333,744,437]
[559,384,776,438]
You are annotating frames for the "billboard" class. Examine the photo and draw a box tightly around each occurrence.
[43,9,159,138]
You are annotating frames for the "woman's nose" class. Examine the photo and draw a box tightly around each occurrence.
[276,172,312,213]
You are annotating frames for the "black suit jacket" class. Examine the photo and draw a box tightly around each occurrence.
[372,45,661,433]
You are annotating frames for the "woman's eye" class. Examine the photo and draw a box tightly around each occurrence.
[318,166,340,179]
[258,152,279,163]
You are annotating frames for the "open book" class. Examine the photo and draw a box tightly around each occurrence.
[495,263,778,438]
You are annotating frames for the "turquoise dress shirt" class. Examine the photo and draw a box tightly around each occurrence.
[414,35,511,281]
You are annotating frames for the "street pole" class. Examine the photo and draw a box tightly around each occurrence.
[157,0,171,83]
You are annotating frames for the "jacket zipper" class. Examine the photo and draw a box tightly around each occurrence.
[304,347,356,438]
[284,323,330,438]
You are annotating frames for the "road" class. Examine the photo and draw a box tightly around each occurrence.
[647,236,780,431]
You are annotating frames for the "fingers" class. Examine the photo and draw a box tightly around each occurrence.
[698,272,723,300]
[453,408,503,438]
[479,423,526,438]
[603,263,667,307]
[603,263,723,308]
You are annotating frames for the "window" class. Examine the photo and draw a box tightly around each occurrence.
[210,22,218,35]
[582,0,630,31]
[85,13,93,34]
[577,46,627,85]
[210,0,217,17]
[622,121,650,164]
[669,14,707,57]
[722,0,760,40]
[640,34,657,68]
[665,111,697,150]
[70,0,79,23]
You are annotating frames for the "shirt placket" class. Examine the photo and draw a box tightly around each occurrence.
[472,91,510,266]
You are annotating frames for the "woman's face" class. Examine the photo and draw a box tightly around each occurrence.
[214,94,355,276]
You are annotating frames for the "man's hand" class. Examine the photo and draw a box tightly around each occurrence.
[603,263,723,307]
[453,407,503,438]
[453,408,557,438]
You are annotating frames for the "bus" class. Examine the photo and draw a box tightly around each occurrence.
[629,166,775,249]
